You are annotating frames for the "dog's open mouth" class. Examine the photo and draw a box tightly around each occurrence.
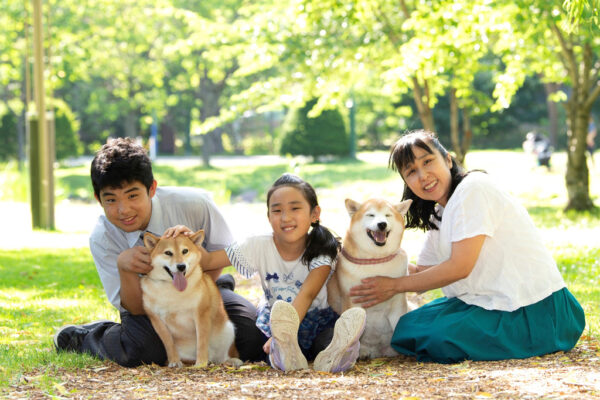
[163,266,188,292]
[367,229,389,247]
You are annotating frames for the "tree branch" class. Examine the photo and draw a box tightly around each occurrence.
[550,21,578,86]
[398,0,410,19]
[582,42,592,96]
[590,59,600,85]
[584,81,600,109]
[371,6,402,52]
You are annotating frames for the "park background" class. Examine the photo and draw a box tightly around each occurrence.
[2,0,600,398]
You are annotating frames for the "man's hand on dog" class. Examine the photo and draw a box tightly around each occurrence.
[349,276,400,308]
[117,247,153,275]
[163,225,193,238]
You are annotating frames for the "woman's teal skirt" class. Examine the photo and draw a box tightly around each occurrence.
[391,287,585,363]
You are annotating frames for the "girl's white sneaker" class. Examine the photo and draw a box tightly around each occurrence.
[269,300,308,371]
[313,307,366,373]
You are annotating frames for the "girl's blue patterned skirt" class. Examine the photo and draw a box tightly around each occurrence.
[257,302,338,351]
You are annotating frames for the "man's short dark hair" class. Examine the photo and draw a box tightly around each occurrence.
[91,138,154,198]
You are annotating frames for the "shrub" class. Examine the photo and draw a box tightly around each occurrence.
[279,99,348,157]
[0,111,19,161]
[53,101,83,161]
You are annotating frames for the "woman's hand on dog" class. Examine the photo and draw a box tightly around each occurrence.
[349,276,401,308]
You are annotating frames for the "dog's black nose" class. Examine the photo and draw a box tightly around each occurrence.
[377,222,387,231]
[177,264,186,272]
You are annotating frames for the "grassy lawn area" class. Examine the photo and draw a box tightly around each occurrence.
[0,150,599,394]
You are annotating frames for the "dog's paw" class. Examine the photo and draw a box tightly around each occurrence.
[225,357,243,368]
[168,360,183,368]
[193,360,208,368]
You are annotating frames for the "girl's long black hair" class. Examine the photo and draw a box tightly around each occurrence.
[389,130,468,231]
[267,173,341,266]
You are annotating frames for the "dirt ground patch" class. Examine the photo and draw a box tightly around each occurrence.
[8,339,600,400]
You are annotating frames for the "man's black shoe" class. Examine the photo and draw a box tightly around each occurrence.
[53,320,112,352]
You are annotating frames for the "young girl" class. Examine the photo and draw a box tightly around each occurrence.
[165,173,366,372]
[350,130,585,363]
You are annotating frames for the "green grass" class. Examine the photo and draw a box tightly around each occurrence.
[1,150,599,393]
[0,248,118,393]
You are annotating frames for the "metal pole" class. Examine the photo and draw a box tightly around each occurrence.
[150,110,158,160]
[348,97,356,159]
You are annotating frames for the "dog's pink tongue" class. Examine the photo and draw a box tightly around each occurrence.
[173,271,187,292]
[374,230,387,243]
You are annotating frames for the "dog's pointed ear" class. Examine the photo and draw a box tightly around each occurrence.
[143,232,160,250]
[189,229,205,247]
[394,199,413,216]
[345,199,361,217]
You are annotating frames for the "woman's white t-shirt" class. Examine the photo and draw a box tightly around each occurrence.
[417,172,565,311]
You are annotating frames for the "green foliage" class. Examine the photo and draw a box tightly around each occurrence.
[280,99,349,157]
[242,135,275,155]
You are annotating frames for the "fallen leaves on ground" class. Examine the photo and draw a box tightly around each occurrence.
[6,339,600,399]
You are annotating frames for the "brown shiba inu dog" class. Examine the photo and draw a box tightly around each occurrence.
[141,230,240,368]
[327,198,412,359]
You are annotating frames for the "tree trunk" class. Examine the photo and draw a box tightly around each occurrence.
[544,82,560,147]
[159,116,176,154]
[201,132,213,167]
[460,108,472,167]
[124,111,137,138]
[448,87,464,163]
[198,64,230,167]
[411,76,435,132]
[565,100,593,210]
[551,27,598,211]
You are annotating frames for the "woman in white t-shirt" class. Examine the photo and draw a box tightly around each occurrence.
[350,130,585,363]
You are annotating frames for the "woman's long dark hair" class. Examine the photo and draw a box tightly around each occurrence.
[389,130,467,231]
[267,173,341,266]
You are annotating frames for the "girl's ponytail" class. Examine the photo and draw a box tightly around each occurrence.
[302,220,341,267]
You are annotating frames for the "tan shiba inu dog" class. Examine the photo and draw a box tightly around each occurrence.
[141,230,240,368]
[327,198,412,359]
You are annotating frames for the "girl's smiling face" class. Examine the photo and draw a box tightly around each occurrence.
[267,186,320,252]
[400,145,453,206]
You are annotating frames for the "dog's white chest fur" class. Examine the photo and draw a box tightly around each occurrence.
[327,198,412,359]
[142,280,202,360]
[338,252,408,358]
